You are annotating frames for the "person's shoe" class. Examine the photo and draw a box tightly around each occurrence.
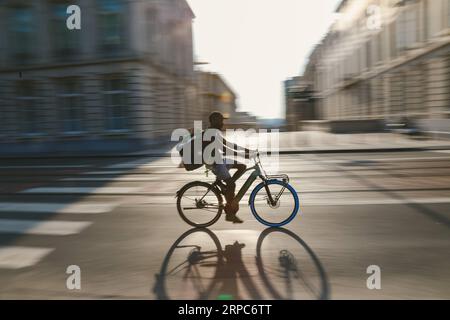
[225,214,244,224]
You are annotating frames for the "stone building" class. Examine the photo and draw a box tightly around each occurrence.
[196,71,237,125]
[284,76,316,131]
[290,0,450,135]
[195,71,259,130]
[0,0,198,154]
[285,43,321,131]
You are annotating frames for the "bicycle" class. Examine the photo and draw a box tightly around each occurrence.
[176,152,300,227]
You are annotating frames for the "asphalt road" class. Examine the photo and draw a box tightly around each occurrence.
[0,150,449,299]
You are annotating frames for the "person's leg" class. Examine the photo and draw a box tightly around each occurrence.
[229,162,247,182]
[224,163,244,223]
[223,178,236,204]
[211,163,243,223]
[211,164,234,202]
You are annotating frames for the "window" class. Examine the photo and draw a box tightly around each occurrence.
[389,22,397,58]
[146,8,158,53]
[58,79,84,133]
[8,6,34,63]
[371,33,381,64]
[406,8,417,47]
[16,81,40,134]
[98,0,125,51]
[103,77,128,131]
[448,0,450,27]
[397,8,417,50]
[366,41,372,69]
[50,1,80,58]
[396,15,405,50]
[427,0,445,38]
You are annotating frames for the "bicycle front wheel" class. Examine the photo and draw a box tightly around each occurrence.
[177,181,223,227]
[249,180,300,227]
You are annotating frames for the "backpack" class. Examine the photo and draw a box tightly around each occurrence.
[177,131,204,172]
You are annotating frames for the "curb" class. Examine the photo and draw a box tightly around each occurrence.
[1,146,450,160]
[277,146,450,155]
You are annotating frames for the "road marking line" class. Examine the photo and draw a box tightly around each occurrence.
[0,219,92,236]
[106,165,177,169]
[0,165,90,169]
[0,202,119,214]
[20,187,141,194]
[0,246,54,269]
[133,197,450,206]
[61,177,158,182]
[82,171,129,175]
[316,157,450,164]
[299,197,450,206]
[105,159,156,169]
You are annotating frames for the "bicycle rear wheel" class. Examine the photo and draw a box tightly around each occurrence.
[176,181,223,227]
[249,180,300,227]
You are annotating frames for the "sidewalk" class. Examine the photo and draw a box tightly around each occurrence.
[271,131,450,154]
[144,131,450,156]
[1,132,450,159]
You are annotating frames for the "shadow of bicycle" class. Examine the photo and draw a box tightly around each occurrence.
[153,227,330,300]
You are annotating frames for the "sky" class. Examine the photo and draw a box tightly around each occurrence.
[186,0,342,119]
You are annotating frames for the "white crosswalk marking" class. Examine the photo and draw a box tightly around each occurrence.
[0,246,54,269]
[20,187,141,194]
[0,220,92,236]
[0,202,119,214]
[103,157,179,169]
[82,170,129,175]
[0,159,168,270]
[61,176,159,182]
[105,158,155,169]
[301,197,450,206]
[4,152,448,272]
[136,196,450,206]
[0,165,90,169]
[0,200,118,269]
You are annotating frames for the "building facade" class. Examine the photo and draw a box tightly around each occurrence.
[284,76,316,131]
[0,0,199,154]
[195,71,259,130]
[196,71,238,125]
[292,0,450,135]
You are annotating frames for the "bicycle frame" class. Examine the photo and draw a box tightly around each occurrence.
[234,164,263,203]
[229,155,290,206]
[191,165,262,208]
[182,154,291,210]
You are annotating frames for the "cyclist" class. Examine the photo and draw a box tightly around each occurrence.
[204,111,257,224]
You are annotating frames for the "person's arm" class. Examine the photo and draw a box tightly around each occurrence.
[223,138,254,158]
[219,132,254,159]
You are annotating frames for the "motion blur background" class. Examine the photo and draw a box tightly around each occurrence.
[0,0,448,155]
[0,1,449,300]
[285,0,450,136]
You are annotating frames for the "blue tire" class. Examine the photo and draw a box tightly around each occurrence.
[249,180,300,227]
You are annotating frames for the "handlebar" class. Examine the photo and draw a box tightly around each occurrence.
[252,150,260,163]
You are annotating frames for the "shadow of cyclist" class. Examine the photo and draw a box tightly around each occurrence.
[217,241,262,300]
[153,227,330,300]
